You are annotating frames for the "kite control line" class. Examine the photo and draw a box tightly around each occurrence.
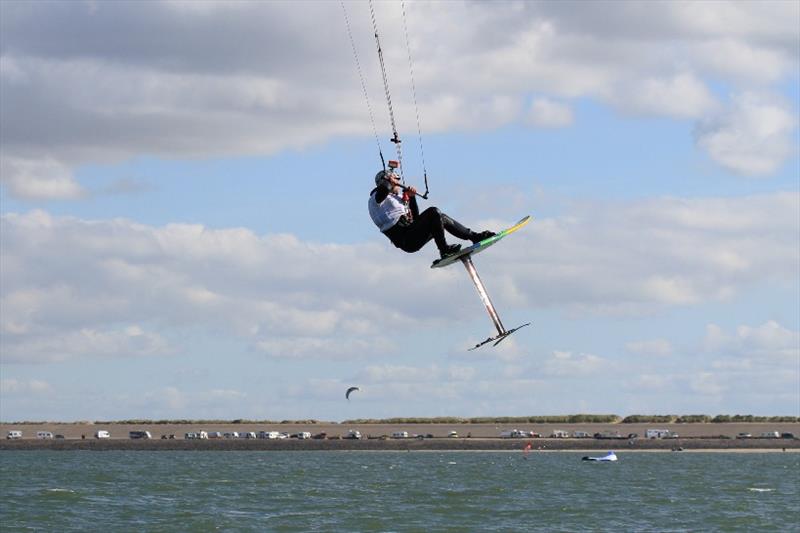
[380,160,429,199]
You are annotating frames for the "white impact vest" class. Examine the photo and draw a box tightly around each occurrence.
[368,190,409,232]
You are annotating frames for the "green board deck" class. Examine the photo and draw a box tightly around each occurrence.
[431,215,531,269]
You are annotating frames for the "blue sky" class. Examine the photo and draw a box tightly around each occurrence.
[1,1,798,421]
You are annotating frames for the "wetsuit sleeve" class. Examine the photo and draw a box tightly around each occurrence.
[409,194,419,218]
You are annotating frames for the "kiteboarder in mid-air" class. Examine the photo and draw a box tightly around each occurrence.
[368,164,495,260]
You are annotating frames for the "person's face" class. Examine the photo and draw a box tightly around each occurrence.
[386,171,400,189]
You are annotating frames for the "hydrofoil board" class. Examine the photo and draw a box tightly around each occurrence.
[431,216,531,268]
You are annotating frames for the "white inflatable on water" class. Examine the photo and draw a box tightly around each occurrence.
[582,451,617,462]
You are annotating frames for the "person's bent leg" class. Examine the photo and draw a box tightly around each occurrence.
[402,207,460,257]
[402,207,446,251]
[441,211,496,244]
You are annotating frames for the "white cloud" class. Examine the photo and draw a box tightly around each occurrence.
[608,72,718,119]
[2,191,797,362]
[689,372,725,396]
[360,364,441,384]
[447,365,477,382]
[255,337,382,359]
[692,39,791,83]
[0,378,52,395]
[626,339,673,357]
[696,92,797,176]
[1,1,797,198]
[704,320,800,360]
[541,350,608,377]
[2,322,171,364]
[0,157,84,200]
[527,98,574,127]
[514,192,799,314]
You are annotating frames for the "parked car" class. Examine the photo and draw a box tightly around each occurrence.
[736,432,752,439]
[55,434,65,439]
[759,431,780,439]
[645,429,676,439]
[6,430,22,440]
[448,431,459,438]
[781,432,796,439]
[36,431,54,439]
[345,429,362,439]
[573,431,592,438]
[95,430,111,439]
[129,431,152,440]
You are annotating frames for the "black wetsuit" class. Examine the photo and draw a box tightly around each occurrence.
[371,183,476,253]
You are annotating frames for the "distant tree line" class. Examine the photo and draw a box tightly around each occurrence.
[620,415,799,423]
[5,415,798,424]
[86,419,328,425]
[342,415,622,424]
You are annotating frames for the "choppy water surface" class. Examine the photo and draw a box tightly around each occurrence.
[1,451,797,531]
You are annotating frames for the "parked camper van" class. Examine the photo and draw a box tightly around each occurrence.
[392,431,409,439]
[645,429,676,439]
[36,431,54,439]
[297,432,312,439]
[500,429,527,438]
[95,430,110,439]
[6,430,22,439]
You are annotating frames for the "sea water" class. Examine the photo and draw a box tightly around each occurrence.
[1,451,797,531]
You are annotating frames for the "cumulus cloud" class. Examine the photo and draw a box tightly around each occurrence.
[512,192,799,313]
[1,1,797,198]
[527,98,574,127]
[696,92,797,176]
[0,378,52,395]
[613,72,717,118]
[2,324,171,364]
[626,339,673,357]
[2,191,797,362]
[0,157,84,200]
[540,350,608,377]
[704,320,800,360]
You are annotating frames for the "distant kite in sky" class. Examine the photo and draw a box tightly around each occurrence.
[345,387,360,400]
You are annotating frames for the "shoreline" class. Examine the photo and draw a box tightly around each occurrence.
[2,437,798,452]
